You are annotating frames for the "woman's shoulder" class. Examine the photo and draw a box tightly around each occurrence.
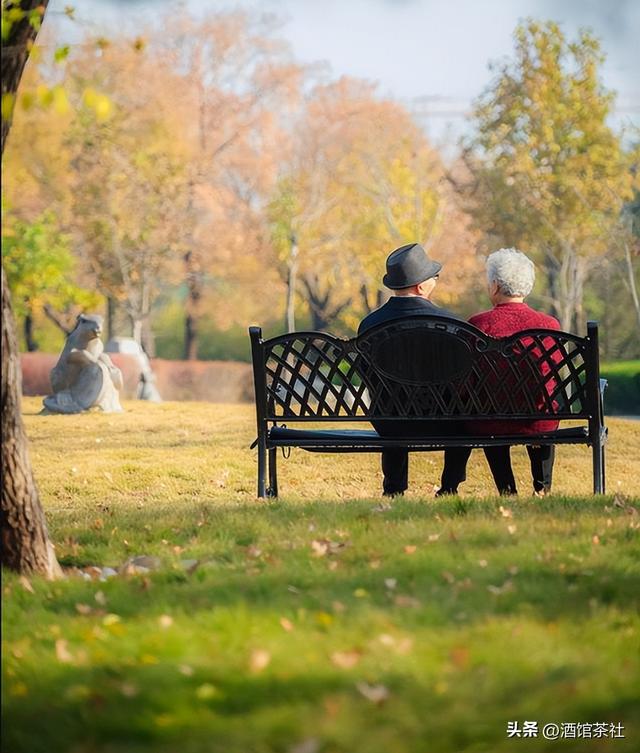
[524,306,561,330]
[468,309,494,327]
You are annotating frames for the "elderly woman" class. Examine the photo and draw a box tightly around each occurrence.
[438,248,561,496]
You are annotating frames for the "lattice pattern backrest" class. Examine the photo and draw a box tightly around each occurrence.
[260,319,590,420]
[264,333,370,417]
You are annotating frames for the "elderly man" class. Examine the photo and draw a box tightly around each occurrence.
[358,242,461,496]
[438,247,561,496]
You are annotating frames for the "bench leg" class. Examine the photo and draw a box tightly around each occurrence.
[257,438,267,499]
[268,447,278,498]
[601,445,606,495]
[592,439,604,494]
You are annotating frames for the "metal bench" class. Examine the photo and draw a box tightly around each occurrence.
[249,316,607,497]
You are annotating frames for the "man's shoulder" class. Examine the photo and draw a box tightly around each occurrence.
[358,297,460,334]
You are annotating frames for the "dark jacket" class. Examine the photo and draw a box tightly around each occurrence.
[357,295,462,437]
[358,295,460,335]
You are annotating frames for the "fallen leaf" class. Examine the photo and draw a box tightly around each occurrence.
[356,681,389,704]
[592,534,600,545]
[94,590,107,606]
[507,524,517,535]
[331,650,361,669]
[499,505,513,518]
[487,580,514,595]
[250,649,271,673]
[195,683,218,700]
[428,533,440,542]
[441,571,456,584]
[478,559,488,568]
[120,682,138,698]
[384,578,397,590]
[394,594,421,608]
[75,603,92,615]
[315,611,334,628]
[311,540,328,557]
[55,639,73,663]
[159,614,173,628]
[311,539,346,557]
[289,739,320,753]
[449,645,470,669]
[178,664,194,676]
[279,617,294,632]
[372,502,392,513]
[404,545,417,554]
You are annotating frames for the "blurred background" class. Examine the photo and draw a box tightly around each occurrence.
[2,0,639,404]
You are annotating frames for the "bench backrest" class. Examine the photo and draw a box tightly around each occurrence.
[249,317,601,424]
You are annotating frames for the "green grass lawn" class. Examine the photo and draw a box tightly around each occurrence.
[3,399,640,753]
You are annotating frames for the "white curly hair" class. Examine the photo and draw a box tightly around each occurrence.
[486,248,535,298]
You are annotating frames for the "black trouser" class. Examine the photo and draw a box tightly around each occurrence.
[373,420,462,495]
[440,444,555,495]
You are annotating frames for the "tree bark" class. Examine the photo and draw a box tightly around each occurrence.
[1,2,49,154]
[106,296,115,341]
[24,307,38,351]
[285,235,298,332]
[623,238,640,332]
[184,250,202,360]
[43,303,73,336]
[1,0,61,577]
[1,269,61,577]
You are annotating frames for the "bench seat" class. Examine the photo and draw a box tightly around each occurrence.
[268,424,593,452]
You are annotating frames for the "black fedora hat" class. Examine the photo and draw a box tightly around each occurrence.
[382,243,442,290]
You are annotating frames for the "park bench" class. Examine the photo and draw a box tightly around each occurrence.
[249,316,607,497]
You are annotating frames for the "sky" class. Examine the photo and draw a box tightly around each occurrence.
[48,0,640,148]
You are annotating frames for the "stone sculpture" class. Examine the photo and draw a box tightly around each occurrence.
[43,314,124,414]
[105,336,162,402]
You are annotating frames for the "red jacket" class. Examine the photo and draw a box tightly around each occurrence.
[468,302,561,435]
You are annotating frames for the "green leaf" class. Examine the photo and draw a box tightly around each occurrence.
[1,93,15,122]
[54,45,70,63]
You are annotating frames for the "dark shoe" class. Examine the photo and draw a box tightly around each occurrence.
[435,487,458,497]
[383,490,404,498]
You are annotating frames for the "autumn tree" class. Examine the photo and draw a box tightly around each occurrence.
[463,20,637,331]
[269,78,480,332]
[63,39,190,356]
[160,13,300,358]
[1,0,62,577]
[2,209,101,349]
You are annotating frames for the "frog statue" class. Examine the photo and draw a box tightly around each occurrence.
[42,314,124,414]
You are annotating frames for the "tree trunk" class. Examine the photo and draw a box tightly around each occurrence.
[24,307,38,351]
[623,238,640,332]
[544,252,562,323]
[106,296,115,341]
[285,235,298,332]
[1,0,60,577]
[1,2,49,154]
[184,250,202,360]
[1,268,61,577]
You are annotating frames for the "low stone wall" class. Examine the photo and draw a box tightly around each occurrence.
[151,358,254,403]
[20,353,254,403]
